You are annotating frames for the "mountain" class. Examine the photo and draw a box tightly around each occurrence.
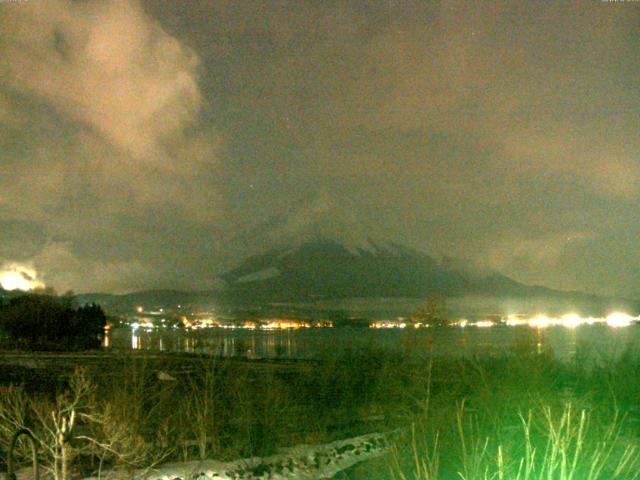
[6,236,634,317]
[75,238,540,310]
[218,237,635,316]
[3,198,632,316]
[216,199,610,307]
[221,237,536,300]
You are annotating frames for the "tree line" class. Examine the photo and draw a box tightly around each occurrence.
[0,293,107,351]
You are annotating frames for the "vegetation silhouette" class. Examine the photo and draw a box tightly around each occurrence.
[0,293,106,351]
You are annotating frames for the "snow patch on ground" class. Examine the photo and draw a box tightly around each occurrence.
[88,431,392,480]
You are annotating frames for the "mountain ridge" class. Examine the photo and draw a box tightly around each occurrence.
[221,236,569,301]
[58,237,636,316]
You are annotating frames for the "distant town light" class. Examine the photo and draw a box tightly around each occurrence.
[560,313,583,329]
[606,312,635,328]
[529,315,552,329]
[475,320,494,328]
[506,316,528,326]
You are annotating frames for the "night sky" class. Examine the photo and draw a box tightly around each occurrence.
[0,0,638,295]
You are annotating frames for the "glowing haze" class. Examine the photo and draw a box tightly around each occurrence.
[0,1,638,295]
[0,264,45,291]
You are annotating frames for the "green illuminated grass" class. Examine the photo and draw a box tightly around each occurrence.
[0,337,639,479]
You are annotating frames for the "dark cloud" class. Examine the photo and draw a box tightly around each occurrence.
[0,0,639,295]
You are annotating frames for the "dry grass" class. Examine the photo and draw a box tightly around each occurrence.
[0,343,639,480]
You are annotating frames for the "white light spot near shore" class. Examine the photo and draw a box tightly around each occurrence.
[475,320,495,328]
[606,312,635,328]
[529,315,552,329]
[561,313,583,329]
[506,315,528,326]
[0,263,44,291]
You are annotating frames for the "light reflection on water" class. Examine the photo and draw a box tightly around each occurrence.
[107,324,640,363]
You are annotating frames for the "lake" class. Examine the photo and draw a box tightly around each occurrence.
[106,323,640,364]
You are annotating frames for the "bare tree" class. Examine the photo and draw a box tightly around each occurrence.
[0,368,160,480]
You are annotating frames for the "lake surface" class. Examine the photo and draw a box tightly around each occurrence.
[106,324,640,363]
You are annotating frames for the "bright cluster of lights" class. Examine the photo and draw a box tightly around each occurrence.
[506,312,638,329]
[372,320,437,329]
[604,312,635,328]
[218,322,258,330]
[0,263,44,291]
[453,319,496,328]
[369,312,640,330]
[371,321,407,329]
[175,318,328,331]
[128,308,638,332]
[262,320,312,330]
[130,321,154,331]
[182,316,222,329]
